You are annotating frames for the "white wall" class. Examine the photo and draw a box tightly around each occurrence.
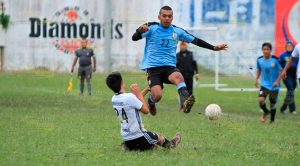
[0,0,283,75]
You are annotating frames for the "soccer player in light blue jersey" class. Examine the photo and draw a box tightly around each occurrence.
[255,43,282,124]
[132,6,228,115]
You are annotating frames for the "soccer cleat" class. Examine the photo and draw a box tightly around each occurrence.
[170,132,181,148]
[148,97,157,116]
[291,111,297,115]
[183,95,195,113]
[261,115,267,123]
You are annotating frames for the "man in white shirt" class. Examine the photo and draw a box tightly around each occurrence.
[106,71,181,151]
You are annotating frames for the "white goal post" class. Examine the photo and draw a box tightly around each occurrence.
[184,26,260,92]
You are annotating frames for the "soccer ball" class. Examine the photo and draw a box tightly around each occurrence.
[205,104,222,120]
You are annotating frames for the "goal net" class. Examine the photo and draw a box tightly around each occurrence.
[185,27,259,92]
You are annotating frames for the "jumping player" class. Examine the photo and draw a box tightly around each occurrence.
[105,71,181,151]
[255,43,282,124]
[132,6,227,115]
[71,39,96,96]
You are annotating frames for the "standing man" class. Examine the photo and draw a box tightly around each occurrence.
[255,43,282,124]
[71,39,96,96]
[279,42,298,114]
[176,42,199,112]
[132,6,227,115]
[281,42,300,114]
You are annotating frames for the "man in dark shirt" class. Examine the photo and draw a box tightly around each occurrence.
[279,42,298,114]
[176,42,199,112]
[71,39,96,95]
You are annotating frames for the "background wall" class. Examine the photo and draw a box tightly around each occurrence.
[0,0,298,75]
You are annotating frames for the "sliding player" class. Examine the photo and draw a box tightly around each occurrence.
[106,72,181,151]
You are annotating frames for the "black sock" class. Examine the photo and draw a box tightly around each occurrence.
[270,108,276,122]
[259,103,269,115]
[148,95,155,105]
[178,87,190,100]
[161,137,171,148]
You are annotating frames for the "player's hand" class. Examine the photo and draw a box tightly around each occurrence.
[130,84,141,96]
[93,66,96,72]
[71,68,74,73]
[273,81,279,87]
[195,74,200,81]
[138,24,149,33]
[214,44,228,51]
[280,71,287,80]
[254,81,259,88]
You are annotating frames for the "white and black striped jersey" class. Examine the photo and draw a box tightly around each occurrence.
[111,93,146,141]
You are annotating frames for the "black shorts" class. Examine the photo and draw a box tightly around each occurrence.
[78,65,92,79]
[147,66,179,88]
[124,131,158,151]
[258,86,279,104]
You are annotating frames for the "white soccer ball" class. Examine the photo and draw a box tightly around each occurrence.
[205,104,222,120]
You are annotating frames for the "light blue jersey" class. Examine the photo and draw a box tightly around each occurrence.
[141,22,195,70]
[257,56,282,91]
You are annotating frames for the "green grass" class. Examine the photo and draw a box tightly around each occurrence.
[0,71,300,165]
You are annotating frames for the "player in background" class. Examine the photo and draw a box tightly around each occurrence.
[132,6,227,115]
[105,72,181,151]
[279,42,298,114]
[71,39,96,96]
[176,42,199,112]
[255,42,282,124]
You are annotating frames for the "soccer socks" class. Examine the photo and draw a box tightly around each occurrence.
[270,107,276,122]
[88,83,92,95]
[161,137,171,148]
[259,102,269,115]
[177,83,190,100]
[80,83,84,94]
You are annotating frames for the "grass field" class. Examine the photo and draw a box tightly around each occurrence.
[0,70,300,165]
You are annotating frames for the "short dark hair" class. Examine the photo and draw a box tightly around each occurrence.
[159,6,172,15]
[106,72,122,93]
[262,42,272,50]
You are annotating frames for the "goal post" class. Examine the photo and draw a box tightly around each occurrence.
[184,26,260,92]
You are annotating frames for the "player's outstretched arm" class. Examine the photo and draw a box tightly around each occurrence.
[191,38,228,51]
[141,86,150,97]
[130,84,149,114]
[132,24,149,41]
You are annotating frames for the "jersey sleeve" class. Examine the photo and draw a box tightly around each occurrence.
[256,59,261,70]
[91,49,95,56]
[128,93,143,110]
[292,46,299,58]
[75,50,80,58]
[141,28,151,38]
[178,28,195,43]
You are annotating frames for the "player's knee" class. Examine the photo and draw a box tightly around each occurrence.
[151,92,162,102]
[258,97,265,104]
[156,133,165,145]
